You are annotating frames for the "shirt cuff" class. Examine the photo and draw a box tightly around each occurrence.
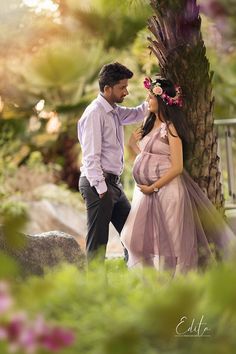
[95,180,107,194]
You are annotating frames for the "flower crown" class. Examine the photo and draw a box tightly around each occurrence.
[144,77,183,108]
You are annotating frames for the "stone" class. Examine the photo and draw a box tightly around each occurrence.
[24,200,86,250]
[24,199,124,259]
[0,230,85,276]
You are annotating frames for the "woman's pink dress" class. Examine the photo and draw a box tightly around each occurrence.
[120,122,235,274]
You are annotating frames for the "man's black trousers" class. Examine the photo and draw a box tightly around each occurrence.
[79,175,131,262]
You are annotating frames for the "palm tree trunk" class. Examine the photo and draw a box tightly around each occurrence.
[148,0,224,211]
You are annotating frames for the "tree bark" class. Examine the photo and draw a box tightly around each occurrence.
[148,0,224,211]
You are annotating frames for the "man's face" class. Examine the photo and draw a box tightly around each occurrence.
[106,79,129,104]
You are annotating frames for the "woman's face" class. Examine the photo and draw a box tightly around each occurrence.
[147,93,158,113]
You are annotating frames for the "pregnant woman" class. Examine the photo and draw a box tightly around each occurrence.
[121,76,235,275]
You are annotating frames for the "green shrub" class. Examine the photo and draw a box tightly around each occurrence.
[5,257,236,354]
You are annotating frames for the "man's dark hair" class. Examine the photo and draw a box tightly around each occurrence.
[98,62,133,92]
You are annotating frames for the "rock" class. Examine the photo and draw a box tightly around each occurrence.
[24,200,86,250]
[0,230,85,276]
[25,199,124,259]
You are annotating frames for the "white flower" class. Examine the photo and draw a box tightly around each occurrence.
[160,123,167,139]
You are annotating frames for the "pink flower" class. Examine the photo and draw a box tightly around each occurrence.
[143,77,151,89]
[18,326,39,354]
[6,313,27,342]
[0,282,75,353]
[33,315,48,336]
[41,327,75,352]
[4,313,28,354]
[153,85,163,96]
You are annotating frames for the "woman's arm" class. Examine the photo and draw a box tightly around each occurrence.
[138,124,183,194]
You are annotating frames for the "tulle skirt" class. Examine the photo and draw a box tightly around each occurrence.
[120,169,236,274]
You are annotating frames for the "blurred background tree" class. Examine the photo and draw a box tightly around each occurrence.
[0,0,154,194]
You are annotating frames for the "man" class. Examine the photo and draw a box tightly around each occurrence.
[78,62,147,262]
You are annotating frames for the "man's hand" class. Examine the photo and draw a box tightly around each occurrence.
[128,127,142,155]
[137,184,154,195]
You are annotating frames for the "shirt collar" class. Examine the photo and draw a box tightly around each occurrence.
[96,93,117,113]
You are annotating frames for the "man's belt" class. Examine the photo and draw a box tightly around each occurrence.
[103,172,120,184]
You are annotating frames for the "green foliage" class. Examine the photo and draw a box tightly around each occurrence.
[27,151,45,169]
[0,140,61,204]
[132,28,159,73]
[201,16,236,117]
[0,200,28,248]
[62,0,151,49]
[0,252,19,278]
[0,119,30,173]
[32,182,84,210]
[8,258,236,354]
[199,0,236,41]
[211,52,236,118]
[13,39,107,109]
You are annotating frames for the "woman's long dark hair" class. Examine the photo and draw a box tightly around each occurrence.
[141,78,190,155]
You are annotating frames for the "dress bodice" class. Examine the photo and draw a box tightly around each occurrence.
[133,122,172,185]
[138,122,170,156]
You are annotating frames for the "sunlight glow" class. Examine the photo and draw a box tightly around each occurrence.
[46,113,61,134]
[22,0,58,13]
[0,97,4,113]
[35,99,45,111]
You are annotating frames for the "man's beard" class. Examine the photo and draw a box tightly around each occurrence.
[116,96,125,103]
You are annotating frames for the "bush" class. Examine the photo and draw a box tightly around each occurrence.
[0,257,234,354]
